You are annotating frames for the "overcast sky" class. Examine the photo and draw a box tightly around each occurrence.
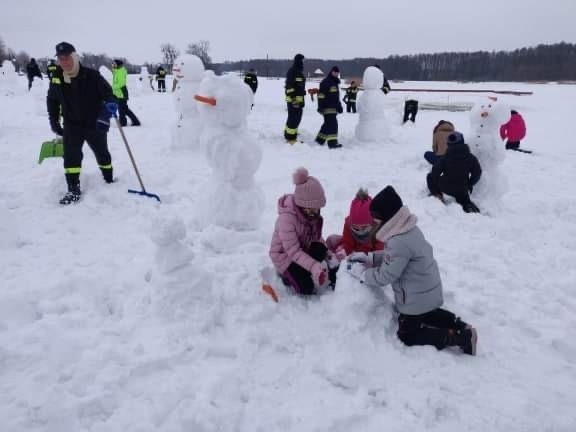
[2,0,575,64]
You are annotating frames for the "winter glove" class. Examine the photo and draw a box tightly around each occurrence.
[337,104,343,114]
[105,102,118,117]
[96,106,112,133]
[468,185,474,194]
[311,261,328,287]
[348,252,374,267]
[346,262,366,283]
[50,120,63,136]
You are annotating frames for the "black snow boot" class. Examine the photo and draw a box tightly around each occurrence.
[463,201,480,214]
[60,174,82,205]
[328,142,342,149]
[100,167,114,184]
[451,327,478,356]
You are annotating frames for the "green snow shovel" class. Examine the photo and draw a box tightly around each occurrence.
[38,137,64,164]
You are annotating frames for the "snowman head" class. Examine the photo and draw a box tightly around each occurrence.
[195,74,253,128]
[362,66,384,90]
[469,97,510,135]
[172,54,205,83]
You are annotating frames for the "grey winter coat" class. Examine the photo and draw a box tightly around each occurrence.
[363,226,444,315]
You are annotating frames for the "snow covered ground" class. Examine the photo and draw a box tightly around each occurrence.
[1,75,575,432]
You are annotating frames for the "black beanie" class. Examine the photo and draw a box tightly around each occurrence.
[294,53,304,62]
[331,66,340,73]
[370,186,403,224]
[446,131,465,147]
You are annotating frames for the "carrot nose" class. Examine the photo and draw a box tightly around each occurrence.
[480,111,489,118]
[194,95,217,106]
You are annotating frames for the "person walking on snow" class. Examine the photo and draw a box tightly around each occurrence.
[47,42,118,205]
[284,54,306,143]
[343,81,359,113]
[26,58,43,90]
[315,66,343,149]
[244,68,258,94]
[347,185,478,355]
[426,132,482,213]
[156,65,167,92]
[269,168,338,295]
[112,59,141,127]
[500,110,526,151]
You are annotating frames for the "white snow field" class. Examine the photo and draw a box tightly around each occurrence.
[1,74,575,432]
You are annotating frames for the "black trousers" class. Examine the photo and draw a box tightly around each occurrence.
[284,104,303,141]
[157,79,166,92]
[282,242,337,295]
[403,100,419,123]
[397,308,464,350]
[506,141,520,150]
[118,99,140,126]
[316,113,338,146]
[63,127,112,189]
[346,101,357,113]
[426,174,475,211]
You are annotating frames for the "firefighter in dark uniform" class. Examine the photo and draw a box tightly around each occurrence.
[315,66,343,149]
[284,53,306,143]
[47,42,118,205]
[46,59,59,80]
[244,68,258,94]
[156,66,166,92]
[343,80,359,113]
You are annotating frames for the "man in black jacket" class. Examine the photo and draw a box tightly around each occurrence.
[47,42,118,205]
[244,68,258,94]
[426,132,482,213]
[315,66,343,149]
[343,80,359,113]
[156,66,166,92]
[284,53,306,143]
[26,58,43,90]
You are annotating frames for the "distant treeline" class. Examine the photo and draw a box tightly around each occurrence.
[216,43,576,82]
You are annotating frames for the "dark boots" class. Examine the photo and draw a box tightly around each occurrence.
[60,173,82,205]
[100,167,114,184]
[449,327,478,356]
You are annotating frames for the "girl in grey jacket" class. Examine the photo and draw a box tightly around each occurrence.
[347,186,478,355]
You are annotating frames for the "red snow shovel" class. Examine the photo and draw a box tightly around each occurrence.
[114,117,161,202]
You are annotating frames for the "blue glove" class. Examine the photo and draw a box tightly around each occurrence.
[105,102,118,117]
[96,105,112,133]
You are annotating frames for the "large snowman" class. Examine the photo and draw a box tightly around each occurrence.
[467,97,510,205]
[355,66,388,142]
[171,54,205,149]
[194,73,263,231]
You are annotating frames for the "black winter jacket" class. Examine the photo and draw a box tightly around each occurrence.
[428,144,482,195]
[317,74,342,114]
[285,60,306,107]
[26,62,42,79]
[244,72,258,93]
[47,65,114,129]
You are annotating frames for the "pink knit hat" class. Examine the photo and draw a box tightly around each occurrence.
[292,167,326,209]
[349,189,373,225]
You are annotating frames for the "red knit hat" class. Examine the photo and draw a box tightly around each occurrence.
[349,189,373,225]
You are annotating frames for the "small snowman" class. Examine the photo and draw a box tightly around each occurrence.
[467,97,510,205]
[171,54,205,150]
[355,66,389,142]
[139,66,153,93]
[0,60,18,96]
[194,73,263,230]
[149,217,211,320]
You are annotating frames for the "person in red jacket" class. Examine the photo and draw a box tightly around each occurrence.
[500,110,526,150]
[326,189,385,260]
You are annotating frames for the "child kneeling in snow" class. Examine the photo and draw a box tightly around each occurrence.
[269,168,337,295]
[327,189,385,258]
[426,131,482,214]
[347,186,478,355]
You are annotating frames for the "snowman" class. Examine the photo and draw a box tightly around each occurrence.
[171,54,205,149]
[139,66,153,93]
[149,217,212,321]
[467,97,510,205]
[194,73,263,230]
[0,60,18,96]
[355,66,389,142]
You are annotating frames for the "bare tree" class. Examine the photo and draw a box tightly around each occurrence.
[185,40,212,67]
[160,43,180,72]
[0,36,6,62]
[14,51,30,72]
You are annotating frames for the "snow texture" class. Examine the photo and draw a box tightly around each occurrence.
[1,75,575,432]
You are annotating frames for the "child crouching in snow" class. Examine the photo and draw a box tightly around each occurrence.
[269,168,337,295]
[327,189,385,258]
[347,186,478,355]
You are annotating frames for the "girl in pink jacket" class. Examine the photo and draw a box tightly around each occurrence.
[500,110,526,150]
[269,167,334,295]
